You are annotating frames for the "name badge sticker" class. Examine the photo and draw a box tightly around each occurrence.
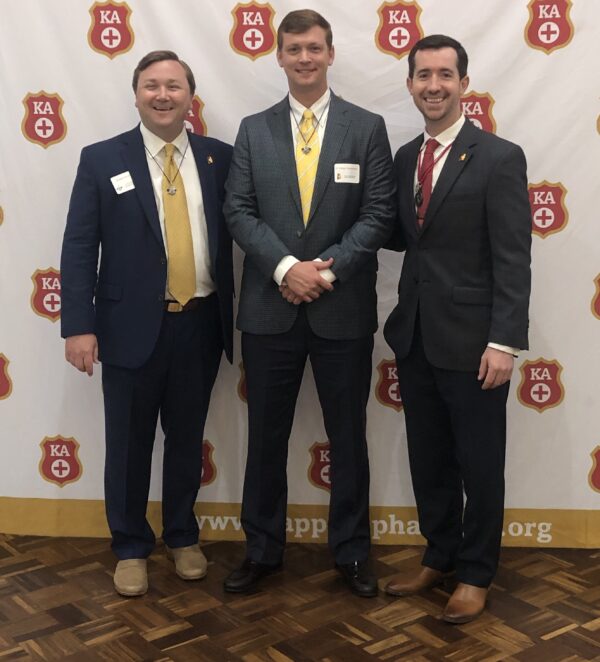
[110,171,135,194]
[334,163,360,184]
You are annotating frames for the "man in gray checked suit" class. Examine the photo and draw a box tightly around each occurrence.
[223,9,395,597]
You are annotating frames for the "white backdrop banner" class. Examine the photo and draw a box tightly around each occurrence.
[1,0,599,548]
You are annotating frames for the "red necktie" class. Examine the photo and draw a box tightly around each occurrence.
[416,138,440,227]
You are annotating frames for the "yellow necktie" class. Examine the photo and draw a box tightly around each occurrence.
[162,143,196,305]
[295,110,320,225]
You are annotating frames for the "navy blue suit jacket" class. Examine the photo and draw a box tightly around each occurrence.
[61,126,233,368]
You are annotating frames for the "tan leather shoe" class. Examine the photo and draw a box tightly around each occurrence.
[166,544,207,580]
[113,559,148,596]
[384,566,447,596]
[443,583,488,623]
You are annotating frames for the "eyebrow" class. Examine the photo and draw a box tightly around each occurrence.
[142,78,181,84]
[416,67,455,74]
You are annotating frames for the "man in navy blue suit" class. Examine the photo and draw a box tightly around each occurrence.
[61,51,233,596]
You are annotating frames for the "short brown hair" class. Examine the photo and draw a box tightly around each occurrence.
[277,10,332,50]
[132,50,196,95]
[408,35,468,79]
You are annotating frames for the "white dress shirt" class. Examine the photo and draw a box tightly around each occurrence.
[140,122,214,298]
[273,89,336,286]
[416,115,518,356]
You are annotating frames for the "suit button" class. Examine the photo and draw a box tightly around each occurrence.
[296,230,303,238]
[157,294,164,302]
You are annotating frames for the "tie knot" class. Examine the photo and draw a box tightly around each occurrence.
[302,110,314,122]
[164,143,175,158]
[425,138,440,154]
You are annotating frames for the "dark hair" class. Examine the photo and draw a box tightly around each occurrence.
[132,50,196,95]
[277,9,333,50]
[408,35,468,79]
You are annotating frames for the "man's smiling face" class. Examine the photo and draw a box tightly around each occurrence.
[407,46,469,135]
[135,59,192,142]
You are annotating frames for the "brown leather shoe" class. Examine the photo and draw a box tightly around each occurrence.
[442,583,488,623]
[384,566,447,596]
[113,559,147,596]
[166,544,207,580]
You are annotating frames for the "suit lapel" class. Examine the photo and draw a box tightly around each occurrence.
[266,97,303,223]
[401,136,423,240]
[422,120,477,232]
[308,94,349,224]
[189,135,219,273]
[120,127,163,247]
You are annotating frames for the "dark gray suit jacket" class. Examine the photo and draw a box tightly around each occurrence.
[224,93,395,340]
[384,120,531,370]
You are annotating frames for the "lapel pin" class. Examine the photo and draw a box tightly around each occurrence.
[207,155,213,164]
[459,153,467,161]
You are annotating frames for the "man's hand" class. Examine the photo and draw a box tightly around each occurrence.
[281,258,334,303]
[478,347,513,390]
[279,283,303,305]
[65,334,99,376]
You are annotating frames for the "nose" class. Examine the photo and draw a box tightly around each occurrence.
[156,85,169,99]
[427,75,442,91]
[299,48,311,62]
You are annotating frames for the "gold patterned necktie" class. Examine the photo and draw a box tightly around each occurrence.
[162,143,196,305]
[295,109,320,225]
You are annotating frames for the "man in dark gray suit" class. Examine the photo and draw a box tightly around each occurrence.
[224,9,395,597]
[383,35,531,622]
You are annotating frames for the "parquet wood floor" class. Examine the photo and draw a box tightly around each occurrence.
[0,535,598,661]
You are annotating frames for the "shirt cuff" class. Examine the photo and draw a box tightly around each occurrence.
[273,255,299,286]
[487,342,519,357]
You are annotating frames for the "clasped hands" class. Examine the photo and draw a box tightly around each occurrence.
[279,258,334,305]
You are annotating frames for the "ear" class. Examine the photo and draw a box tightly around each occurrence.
[460,75,470,94]
[328,45,335,66]
[276,49,283,68]
[406,76,413,95]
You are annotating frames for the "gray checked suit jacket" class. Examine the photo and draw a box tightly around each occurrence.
[224,93,395,340]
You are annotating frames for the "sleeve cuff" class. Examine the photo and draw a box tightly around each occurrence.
[273,255,299,286]
[487,342,519,357]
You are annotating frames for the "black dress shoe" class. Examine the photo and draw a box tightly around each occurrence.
[223,559,281,593]
[336,560,378,598]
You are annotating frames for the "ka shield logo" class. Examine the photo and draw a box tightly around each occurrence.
[31,268,61,322]
[525,0,574,54]
[185,96,207,136]
[39,436,83,487]
[308,441,331,492]
[375,1,423,59]
[375,359,403,412]
[88,1,134,58]
[591,274,600,321]
[21,92,67,148]
[517,358,565,413]
[201,440,217,486]
[0,354,13,400]
[230,2,276,60]
[529,181,568,238]
[589,446,600,493]
[461,92,496,133]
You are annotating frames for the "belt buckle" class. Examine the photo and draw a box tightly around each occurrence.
[166,301,183,313]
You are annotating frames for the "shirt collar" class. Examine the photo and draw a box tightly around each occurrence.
[288,88,331,126]
[139,122,189,157]
[422,114,465,149]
